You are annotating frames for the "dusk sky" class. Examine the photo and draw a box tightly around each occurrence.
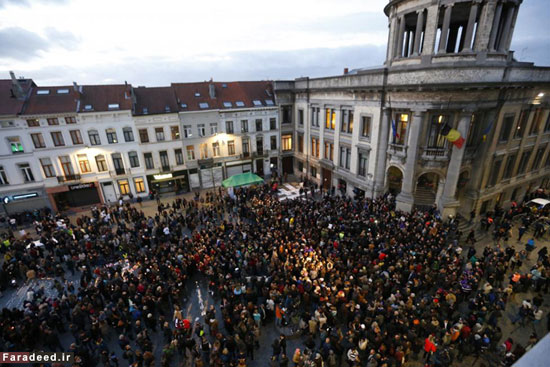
[0,0,548,86]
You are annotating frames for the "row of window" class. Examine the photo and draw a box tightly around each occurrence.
[0,164,35,184]
[223,118,277,135]
[301,135,369,177]
[300,148,369,178]
[487,144,550,187]
[305,107,372,139]
[0,137,278,185]
[26,117,76,127]
[19,116,280,151]
[116,177,146,195]
[10,126,183,152]
[0,162,148,195]
[499,108,550,143]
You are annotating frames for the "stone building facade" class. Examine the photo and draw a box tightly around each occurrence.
[274,0,550,217]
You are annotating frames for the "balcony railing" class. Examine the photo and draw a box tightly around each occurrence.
[240,152,251,159]
[422,148,447,158]
[160,165,171,173]
[57,174,81,183]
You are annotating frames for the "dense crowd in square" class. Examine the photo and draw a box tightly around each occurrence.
[0,183,549,367]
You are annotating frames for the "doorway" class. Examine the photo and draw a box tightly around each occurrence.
[256,159,264,176]
[322,168,332,191]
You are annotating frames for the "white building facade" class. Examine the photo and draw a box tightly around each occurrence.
[0,79,281,214]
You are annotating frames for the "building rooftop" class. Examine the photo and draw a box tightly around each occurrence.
[23,85,78,116]
[0,79,34,116]
[171,81,274,112]
[133,86,178,116]
[78,84,133,113]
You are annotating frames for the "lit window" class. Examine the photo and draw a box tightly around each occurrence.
[171,126,180,140]
[118,179,130,195]
[223,102,232,108]
[84,105,93,111]
[199,102,209,109]
[235,101,245,107]
[253,100,262,106]
[143,107,148,114]
[108,103,120,110]
[194,92,201,97]
[181,103,187,109]
[134,177,145,193]
[78,154,91,173]
[282,135,292,151]
[265,100,274,106]
[36,90,50,95]
[57,89,69,94]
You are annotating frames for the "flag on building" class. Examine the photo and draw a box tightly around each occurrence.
[482,119,494,142]
[441,124,465,148]
[391,119,399,139]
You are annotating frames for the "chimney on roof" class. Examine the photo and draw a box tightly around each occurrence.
[209,83,216,99]
[9,71,25,100]
[344,68,349,74]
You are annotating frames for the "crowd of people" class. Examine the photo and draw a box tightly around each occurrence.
[0,183,549,367]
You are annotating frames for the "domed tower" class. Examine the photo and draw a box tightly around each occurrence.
[384,0,522,67]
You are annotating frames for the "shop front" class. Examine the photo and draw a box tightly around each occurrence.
[48,182,102,212]
[146,170,189,194]
[226,161,252,177]
[1,188,51,215]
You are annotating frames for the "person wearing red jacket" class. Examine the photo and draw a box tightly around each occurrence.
[424,334,437,365]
